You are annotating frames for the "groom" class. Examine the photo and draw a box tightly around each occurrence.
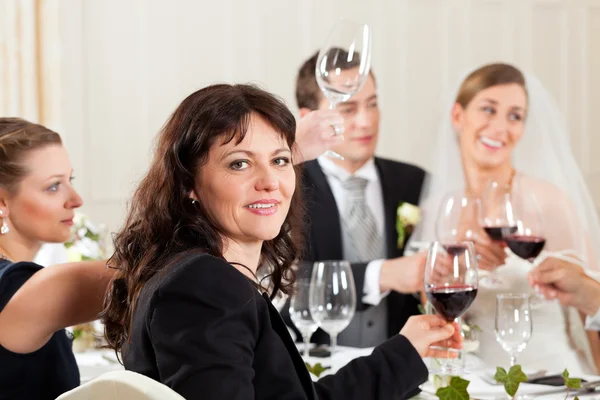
[288,51,428,348]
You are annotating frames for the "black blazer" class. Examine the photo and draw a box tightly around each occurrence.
[288,157,426,344]
[123,254,428,400]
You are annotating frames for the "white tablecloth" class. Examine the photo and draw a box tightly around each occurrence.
[75,347,600,398]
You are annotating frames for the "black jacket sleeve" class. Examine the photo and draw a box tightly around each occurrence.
[315,334,428,400]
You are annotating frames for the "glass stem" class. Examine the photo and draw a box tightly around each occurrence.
[510,353,517,367]
[302,334,311,358]
[330,333,338,355]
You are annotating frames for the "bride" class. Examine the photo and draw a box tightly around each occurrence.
[412,63,600,375]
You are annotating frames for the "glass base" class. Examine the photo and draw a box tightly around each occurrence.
[426,347,466,376]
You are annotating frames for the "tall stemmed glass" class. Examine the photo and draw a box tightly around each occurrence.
[480,180,518,286]
[289,279,318,358]
[436,191,483,244]
[495,293,532,367]
[309,260,356,355]
[316,18,372,160]
[424,241,479,375]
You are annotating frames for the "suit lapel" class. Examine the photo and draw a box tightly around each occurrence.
[374,158,401,258]
[262,293,317,399]
[303,161,343,260]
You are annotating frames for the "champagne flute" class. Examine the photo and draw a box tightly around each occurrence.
[309,260,356,355]
[424,241,479,375]
[495,293,532,367]
[316,18,372,160]
[289,280,318,358]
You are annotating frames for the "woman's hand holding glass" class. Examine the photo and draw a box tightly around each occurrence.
[400,315,463,358]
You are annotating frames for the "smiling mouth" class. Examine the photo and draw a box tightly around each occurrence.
[479,136,504,149]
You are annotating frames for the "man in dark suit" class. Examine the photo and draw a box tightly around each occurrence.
[287,52,428,348]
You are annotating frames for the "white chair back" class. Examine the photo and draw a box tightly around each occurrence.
[56,370,185,400]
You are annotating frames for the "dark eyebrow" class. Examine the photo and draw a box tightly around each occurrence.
[222,148,291,159]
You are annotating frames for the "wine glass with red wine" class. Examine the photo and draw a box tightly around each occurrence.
[436,191,483,243]
[504,188,546,262]
[480,180,518,286]
[424,241,479,375]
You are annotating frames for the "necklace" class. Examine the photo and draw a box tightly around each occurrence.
[0,253,14,262]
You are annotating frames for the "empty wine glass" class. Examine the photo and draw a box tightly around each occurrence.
[495,293,532,367]
[289,280,318,358]
[309,260,356,355]
[316,18,372,160]
[424,241,479,375]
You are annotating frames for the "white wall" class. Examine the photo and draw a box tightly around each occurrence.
[56,0,600,233]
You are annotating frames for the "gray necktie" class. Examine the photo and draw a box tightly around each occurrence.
[341,176,384,262]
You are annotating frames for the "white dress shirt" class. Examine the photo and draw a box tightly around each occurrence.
[317,156,389,306]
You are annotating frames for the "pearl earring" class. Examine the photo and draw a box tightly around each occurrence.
[0,211,8,235]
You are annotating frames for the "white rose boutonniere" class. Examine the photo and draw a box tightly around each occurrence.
[396,202,421,248]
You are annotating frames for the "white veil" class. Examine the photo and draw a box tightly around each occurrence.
[411,68,600,269]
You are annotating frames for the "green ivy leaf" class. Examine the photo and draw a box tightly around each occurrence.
[495,366,527,397]
[305,362,330,378]
[563,368,582,389]
[494,367,508,383]
[435,376,470,400]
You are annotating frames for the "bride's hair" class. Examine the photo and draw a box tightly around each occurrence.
[455,63,527,108]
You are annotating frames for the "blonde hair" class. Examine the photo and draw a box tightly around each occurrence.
[455,63,527,108]
[0,118,62,192]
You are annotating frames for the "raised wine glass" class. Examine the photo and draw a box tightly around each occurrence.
[316,18,372,160]
[424,241,479,375]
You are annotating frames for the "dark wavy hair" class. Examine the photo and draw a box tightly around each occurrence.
[102,84,303,352]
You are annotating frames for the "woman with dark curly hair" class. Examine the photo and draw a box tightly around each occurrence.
[102,83,461,400]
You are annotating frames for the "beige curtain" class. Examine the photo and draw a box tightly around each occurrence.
[0,0,60,127]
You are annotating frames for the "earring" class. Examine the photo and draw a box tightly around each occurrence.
[190,199,198,206]
[0,211,8,235]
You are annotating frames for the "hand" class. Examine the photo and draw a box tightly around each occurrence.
[528,257,600,316]
[400,315,462,358]
[472,232,506,271]
[293,109,345,163]
[380,252,428,294]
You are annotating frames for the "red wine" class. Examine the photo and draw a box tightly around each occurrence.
[506,235,546,260]
[425,285,478,322]
[484,226,517,241]
[444,244,467,256]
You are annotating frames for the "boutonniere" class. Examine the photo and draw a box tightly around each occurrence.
[396,202,421,248]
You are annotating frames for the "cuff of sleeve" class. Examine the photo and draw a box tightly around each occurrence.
[362,259,390,306]
[585,307,600,330]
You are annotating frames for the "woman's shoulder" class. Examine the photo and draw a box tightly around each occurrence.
[0,260,43,311]
[150,252,259,306]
